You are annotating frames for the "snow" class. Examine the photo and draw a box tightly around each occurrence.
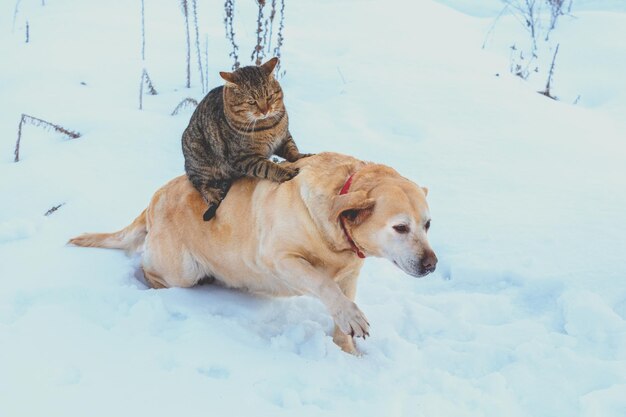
[1,0,626,416]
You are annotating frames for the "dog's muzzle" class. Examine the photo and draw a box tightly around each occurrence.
[395,249,438,278]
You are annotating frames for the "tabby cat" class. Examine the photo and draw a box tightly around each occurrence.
[182,57,310,221]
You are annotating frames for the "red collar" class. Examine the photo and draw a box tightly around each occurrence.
[339,173,366,259]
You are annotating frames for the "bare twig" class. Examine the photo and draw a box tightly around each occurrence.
[14,114,81,162]
[204,34,209,93]
[12,0,21,32]
[44,203,65,217]
[171,98,199,115]
[337,67,347,85]
[505,0,541,53]
[224,0,240,70]
[272,0,285,73]
[139,68,158,110]
[143,69,157,95]
[251,1,265,65]
[482,4,509,49]
[546,0,568,38]
[266,0,277,53]
[141,0,146,60]
[25,20,29,43]
[539,44,560,99]
[180,0,191,88]
[191,0,205,93]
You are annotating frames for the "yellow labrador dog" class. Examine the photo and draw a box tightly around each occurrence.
[70,152,437,354]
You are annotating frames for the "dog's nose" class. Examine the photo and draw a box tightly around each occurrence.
[422,252,438,272]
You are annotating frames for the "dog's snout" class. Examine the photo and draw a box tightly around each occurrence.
[422,251,438,273]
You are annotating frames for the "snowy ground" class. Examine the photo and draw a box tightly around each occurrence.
[1,0,626,416]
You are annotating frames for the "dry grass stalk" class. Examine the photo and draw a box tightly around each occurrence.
[224,0,240,70]
[139,68,158,110]
[180,0,191,88]
[171,97,199,115]
[44,203,65,216]
[12,0,21,32]
[251,1,265,65]
[204,34,209,92]
[539,44,560,100]
[272,0,285,73]
[141,0,146,60]
[191,0,205,93]
[25,20,29,43]
[14,114,81,162]
[266,0,277,53]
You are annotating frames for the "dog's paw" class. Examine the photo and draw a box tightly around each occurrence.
[333,301,370,339]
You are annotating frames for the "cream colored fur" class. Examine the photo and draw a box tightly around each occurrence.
[69,152,436,354]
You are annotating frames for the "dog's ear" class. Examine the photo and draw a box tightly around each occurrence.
[330,190,376,225]
[421,186,429,197]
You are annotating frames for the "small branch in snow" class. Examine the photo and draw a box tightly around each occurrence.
[224,0,240,70]
[251,0,265,65]
[14,114,81,162]
[272,0,285,73]
[191,0,205,93]
[538,44,559,100]
[25,20,29,43]
[482,4,510,50]
[337,67,347,85]
[180,0,191,88]
[141,0,146,60]
[44,203,65,217]
[171,98,199,115]
[139,68,158,110]
[204,34,209,93]
[12,0,21,32]
[266,0,277,54]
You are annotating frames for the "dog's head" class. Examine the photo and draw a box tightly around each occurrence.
[331,168,437,277]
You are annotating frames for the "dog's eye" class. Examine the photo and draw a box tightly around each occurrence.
[393,225,409,234]
[425,220,431,231]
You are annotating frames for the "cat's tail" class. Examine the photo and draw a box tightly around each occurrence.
[68,209,147,253]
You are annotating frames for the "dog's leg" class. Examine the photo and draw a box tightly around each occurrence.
[333,274,360,354]
[143,269,168,289]
[276,257,370,344]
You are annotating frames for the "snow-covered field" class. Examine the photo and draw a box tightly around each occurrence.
[1,0,625,416]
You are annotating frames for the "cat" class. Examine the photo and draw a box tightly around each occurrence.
[181,57,310,221]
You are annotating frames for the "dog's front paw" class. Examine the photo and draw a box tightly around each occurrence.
[333,301,370,338]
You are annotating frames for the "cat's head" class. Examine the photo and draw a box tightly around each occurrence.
[220,58,285,121]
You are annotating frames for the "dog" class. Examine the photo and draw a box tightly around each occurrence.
[69,152,437,354]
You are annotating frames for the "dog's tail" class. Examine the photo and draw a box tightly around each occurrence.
[68,209,147,253]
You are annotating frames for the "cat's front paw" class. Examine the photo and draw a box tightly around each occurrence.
[296,153,314,160]
[277,167,300,183]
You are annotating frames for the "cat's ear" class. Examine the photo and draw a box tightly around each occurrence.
[259,57,279,76]
[219,71,237,85]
